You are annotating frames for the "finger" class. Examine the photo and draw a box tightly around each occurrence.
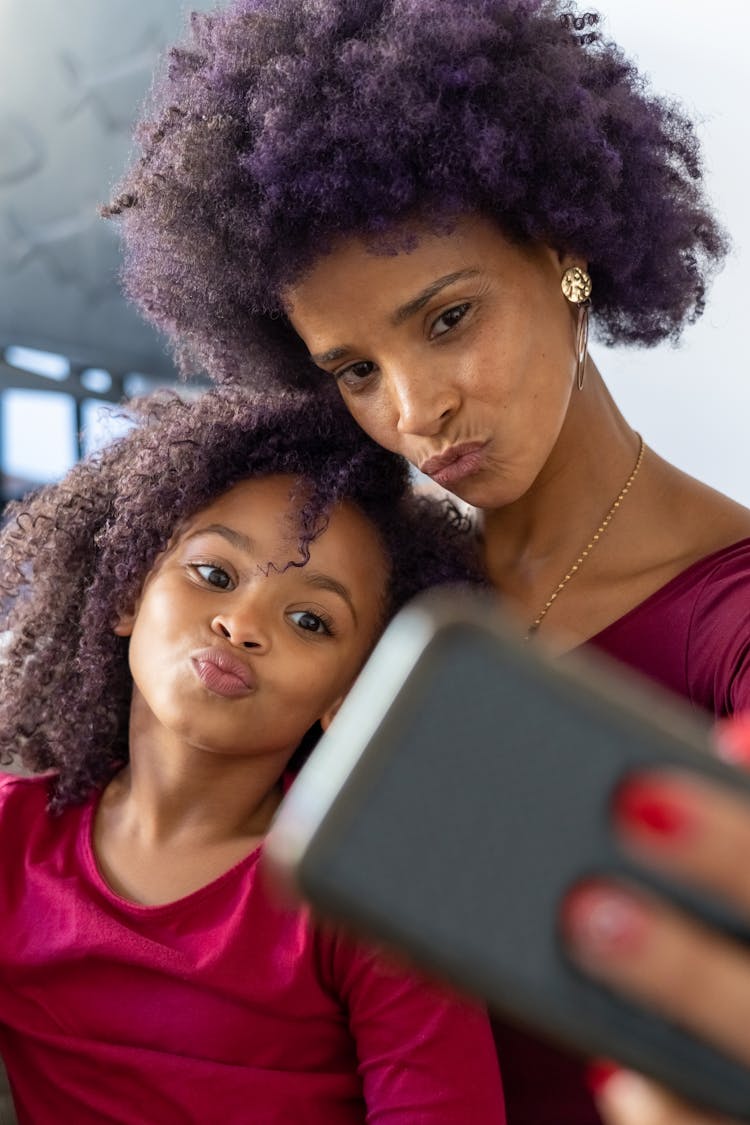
[594,1069,734,1125]
[561,880,750,1067]
[715,716,750,770]
[612,771,750,913]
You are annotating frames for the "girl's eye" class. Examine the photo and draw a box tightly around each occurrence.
[289,609,333,636]
[430,302,470,338]
[336,360,377,390]
[193,564,234,589]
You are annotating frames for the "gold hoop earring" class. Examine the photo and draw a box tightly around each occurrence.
[561,266,593,390]
[574,303,590,390]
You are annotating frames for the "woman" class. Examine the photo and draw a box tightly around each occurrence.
[107,2,750,1121]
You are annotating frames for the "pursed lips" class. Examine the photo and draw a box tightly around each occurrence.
[191,647,257,698]
[419,441,487,476]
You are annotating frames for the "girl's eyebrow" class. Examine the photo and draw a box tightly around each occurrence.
[185,524,255,554]
[183,527,359,624]
[303,571,358,626]
[310,268,481,363]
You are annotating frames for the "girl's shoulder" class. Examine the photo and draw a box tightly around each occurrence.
[0,771,54,815]
[0,770,48,790]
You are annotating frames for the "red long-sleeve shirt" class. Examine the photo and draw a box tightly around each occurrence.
[0,773,505,1125]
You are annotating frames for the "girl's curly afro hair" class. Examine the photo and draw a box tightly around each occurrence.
[0,388,481,810]
[106,0,728,388]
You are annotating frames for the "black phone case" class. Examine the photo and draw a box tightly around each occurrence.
[267,590,750,1120]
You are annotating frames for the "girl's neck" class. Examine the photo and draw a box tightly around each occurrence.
[92,697,293,906]
[106,691,290,848]
[94,756,281,906]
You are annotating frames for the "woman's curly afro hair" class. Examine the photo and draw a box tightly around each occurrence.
[0,388,481,809]
[107,0,728,387]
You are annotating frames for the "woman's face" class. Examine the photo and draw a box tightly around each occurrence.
[286,216,582,509]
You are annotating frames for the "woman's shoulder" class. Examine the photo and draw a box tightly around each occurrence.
[663,451,750,546]
[633,454,750,608]
[684,536,750,634]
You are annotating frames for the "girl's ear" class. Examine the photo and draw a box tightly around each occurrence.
[320,697,344,731]
[113,610,136,638]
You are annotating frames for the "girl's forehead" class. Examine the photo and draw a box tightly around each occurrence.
[178,475,389,593]
[190,475,304,523]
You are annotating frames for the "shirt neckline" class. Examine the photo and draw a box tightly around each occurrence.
[587,536,750,646]
[81,792,264,917]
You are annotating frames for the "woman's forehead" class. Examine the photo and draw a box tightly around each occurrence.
[285,217,547,333]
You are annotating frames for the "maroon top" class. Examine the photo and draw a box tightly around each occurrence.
[495,537,750,1124]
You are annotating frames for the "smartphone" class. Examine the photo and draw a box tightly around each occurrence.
[266,589,750,1120]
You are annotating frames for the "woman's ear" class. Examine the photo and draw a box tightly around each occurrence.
[555,247,589,275]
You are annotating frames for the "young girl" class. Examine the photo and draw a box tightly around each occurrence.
[0,388,505,1124]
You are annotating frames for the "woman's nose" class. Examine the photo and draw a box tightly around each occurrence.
[210,596,270,650]
[390,367,460,437]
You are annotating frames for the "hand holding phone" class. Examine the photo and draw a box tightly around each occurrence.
[266,590,750,1121]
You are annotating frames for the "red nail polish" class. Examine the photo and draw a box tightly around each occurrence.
[715,715,750,769]
[586,1060,621,1096]
[560,882,650,960]
[613,777,698,842]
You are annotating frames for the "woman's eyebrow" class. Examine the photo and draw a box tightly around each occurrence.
[184,524,255,554]
[311,344,351,365]
[391,269,481,326]
[309,268,481,364]
[304,571,358,625]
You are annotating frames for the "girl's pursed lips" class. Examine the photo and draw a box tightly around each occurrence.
[191,647,257,697]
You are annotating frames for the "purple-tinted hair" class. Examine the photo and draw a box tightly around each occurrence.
[0,388,481,809]
[106,0,727,387]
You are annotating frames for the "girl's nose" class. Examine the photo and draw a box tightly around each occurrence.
[210,598,271,651]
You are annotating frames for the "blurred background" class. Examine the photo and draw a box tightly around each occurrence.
[0,0,747,503]
[0,0,211,500]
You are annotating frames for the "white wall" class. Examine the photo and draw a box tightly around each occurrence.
[589,1,750,504]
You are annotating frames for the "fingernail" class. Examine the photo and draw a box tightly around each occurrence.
[715,715,750,768]
[613,776,699,843]
[585,1060,621,1096]
[560,882,650,960]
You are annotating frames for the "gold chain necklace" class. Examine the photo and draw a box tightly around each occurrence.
[526,434,645,639]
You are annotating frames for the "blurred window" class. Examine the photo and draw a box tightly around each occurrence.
[80,369,113,395]
[2,389,77,484]
[4,347,70,382]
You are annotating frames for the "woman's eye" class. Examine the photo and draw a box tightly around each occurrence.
[289,610,333,636]
[336,360,376,389]
[194,564,233,589]
[430,303,470,338]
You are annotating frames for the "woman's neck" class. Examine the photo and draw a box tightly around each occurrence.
[481,362,642,615]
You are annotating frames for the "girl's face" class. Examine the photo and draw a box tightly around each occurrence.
[115,475,389,761]
[286,215,582,509]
